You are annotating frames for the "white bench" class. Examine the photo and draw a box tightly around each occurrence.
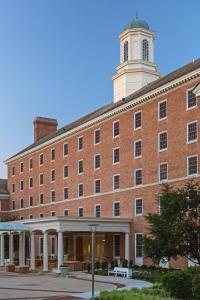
[108,267,132,278]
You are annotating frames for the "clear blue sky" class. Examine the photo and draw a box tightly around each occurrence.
[1,0,200,178]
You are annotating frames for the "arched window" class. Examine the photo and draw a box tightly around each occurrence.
[124,41,128,62]
[142,39,149,61]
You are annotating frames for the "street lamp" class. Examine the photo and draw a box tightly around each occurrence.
[89,224,98,299]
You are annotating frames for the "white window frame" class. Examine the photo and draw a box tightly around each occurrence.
[63,142,68,157]
[39,237,43,256]
[29,177,33,189]
[63,165,68,179]
[134,168,143,186]
[39,153,44,166]
[51,190,56,202]
[113,201,120,217]
[50,236,56,255]
[39,213,44,218]
[113,120,120,138]
[94,204,101,217]
[78,136,83,151]
[51,148,56,161]
[20,162,24,174]
[135,198,143,216]
[113,234,120,258]
[78,207,84,217]
[29,158,33,170]
[11,165,15,177]
[94,128,100,145]
[94,179,101,194]
[135,233,143,265]
[39,193,44,205]
[29,196,33,207]
[39,173,44,186]
[51,169,55,182]
[158,99,167,121]
[20,198,24,209]
[187,155,198,177]
[78,159,84,175]
[113,174,120,191]
[134,110,142,131]
[113,147,120,165]
[64,209,69,216]
[20,180,24,192]
[51,211,56,217]
[134,139,142,159]
[186,87,197,111]
[94,154,100,170]
[63,187,68,200]
[158,130,168,152]
[187,120,198,144]
[78,183,84,198]
[159,162,168,183]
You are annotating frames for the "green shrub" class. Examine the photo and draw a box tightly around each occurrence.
[161,270,192,299]
[192,274,200,299]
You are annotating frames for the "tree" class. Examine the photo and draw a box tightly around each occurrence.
[143,182,200,265]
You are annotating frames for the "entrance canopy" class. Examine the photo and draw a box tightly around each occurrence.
[0,222,30,232]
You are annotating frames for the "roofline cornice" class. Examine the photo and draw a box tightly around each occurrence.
[5,68,200,164]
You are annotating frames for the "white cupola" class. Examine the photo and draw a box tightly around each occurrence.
[112,16,160,103]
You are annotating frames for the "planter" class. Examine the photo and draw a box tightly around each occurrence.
[60,266,69,276]
[6,264,15,272]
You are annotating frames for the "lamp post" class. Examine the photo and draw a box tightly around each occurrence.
[89,224,98,299]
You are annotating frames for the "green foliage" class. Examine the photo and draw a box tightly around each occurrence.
[192,274,200,299]
[95,261,100,270]
[144,183,200,265]
[101,261,108,270]
[161,270,192,299]
[122,259,128,268]
[0,215,19,222]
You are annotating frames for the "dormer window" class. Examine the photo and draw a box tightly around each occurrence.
[124,41,128,62]
[142,39,149,61]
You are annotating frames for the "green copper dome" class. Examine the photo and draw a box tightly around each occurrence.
[124,18,149,31]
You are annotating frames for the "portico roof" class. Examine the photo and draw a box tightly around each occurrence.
[0,222,30,232]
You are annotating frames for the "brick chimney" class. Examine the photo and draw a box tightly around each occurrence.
[34,117,58,142]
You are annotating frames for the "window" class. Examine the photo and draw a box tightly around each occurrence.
[20,180,24,191]
[95,179,101,193]
[20,198,24,209]
[12,166,15,176]
[114,201,120,217]
[78,160,84,174]
[64,187,68,200]
[12,201,15,210]
[39,153,44,165]
[95,204,101,217]
[39,173,44,185]
[158,100,167,120]
[51,149,56,161]
[135,198,143,216]
[12,183,15,193]
[20,216,24,220]
[40,193,44,204]
[187,155,198,176]
[187,121,198,143]
[51,211,56,217]
[39,237,43,255]
[63,143,68,156]
[113,121,120,137]
[39,213,44,218]
[124,41,128,62]
[187,89,197,109]
[113,175,120,190]
[135,169,142,186]
[51,169,55,182]
[114,235,120,257]
[51,237,55,255]
[94,129,100,144]
[78,207,84,217]
[134,111,142,130]
[135,234,143,257]
[29,215,33,219]
[94,154,100,169]
[134,140,142,158]
[29,196,33,207]
[78,136,83,151]
[113,148,120,164]
[64,209,69,216]
[51,190,56,202]
[78,183,84,197]
[142,39,149,61]
[159,163,168,182]
[29,158,33,170]
[29,177,33,188]
[20,162,24,173]
[159,131,167,151]
[63,165,68,178]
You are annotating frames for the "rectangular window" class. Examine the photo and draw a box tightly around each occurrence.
[63,143,68,156]
[20,162,24,173]
[187,89,197,109]
[40,193,44,205]
[94,129,100,144]
[113,121,120,137]
[113,175,120,190]
[135,234,143,257]
[20,198,24,209]
[113,148,120,164]
[78,183,84,197]
[134,140,142,158]
[187,121,198,143]
[51,190,56,202]
[29,158,33,170]
[20,216,24,220]
[135,169,142,186]
[51,211,56,217]
[29,177,33,188]
[78,207,84,217]
[39,237,43,255]
[158,100,167,120]
[159,163,168,182]
[12,183,15,193]
[29,215,33,219]
[63,165,68,178]
[12,201,15,210]
[95,204,101,217]
[51,169,55,182]
[64,187,68,200]
[135,198,143,216]
[39,173,44,185]
[134,111,142,130]
[94,154,100,169]
[78,136,83,151]
[29,196,33,207]
[159,131,168,151]
[39,213,44,218]
[114,201,120,217]
[78,160,84,174]
[20,180,24,191]
[51,237,55,254]
[39,153,44,165]
[64,209,68,216]
[188,155,198,176]
[12,166,15,176]
[51,149,56,161]
[114,235,120,257]
[95,179,101,193]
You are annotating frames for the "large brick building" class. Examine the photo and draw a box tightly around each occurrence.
[0,17,200,271]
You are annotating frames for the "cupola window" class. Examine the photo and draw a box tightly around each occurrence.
[124,41,128,62]
[142,39,149,61]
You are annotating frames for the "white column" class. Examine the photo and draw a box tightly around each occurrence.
[125,233,130,266]
[19,232,25,266]
[43,231,48,272]
[30,232,35,271]
[9,232,14,264]
[57,231,63,273]
[0,234,5,266]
